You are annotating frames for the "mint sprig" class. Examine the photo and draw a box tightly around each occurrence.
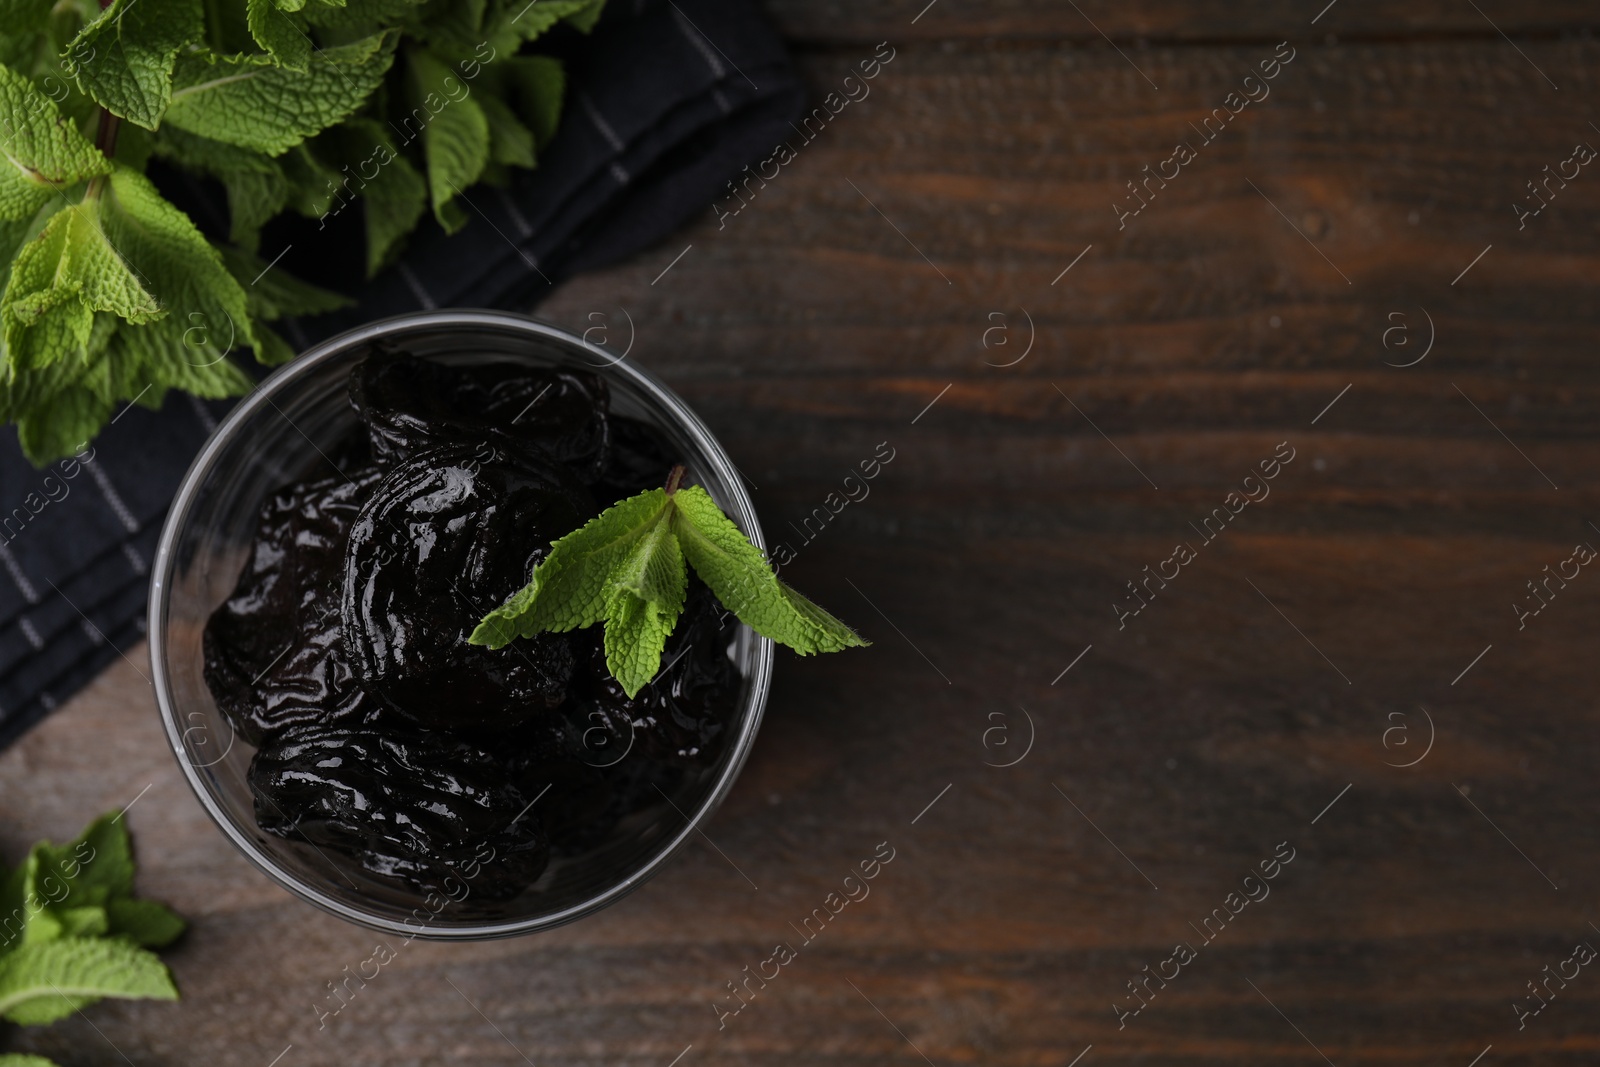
[471,470,869,697]
[0,813,184,1029]
[2,0,607,465]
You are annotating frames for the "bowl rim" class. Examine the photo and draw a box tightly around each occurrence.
[147,308,774,940]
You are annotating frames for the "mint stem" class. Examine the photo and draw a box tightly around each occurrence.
[664,464,686,495]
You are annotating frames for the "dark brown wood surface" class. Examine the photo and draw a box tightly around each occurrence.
[5,4,1600,1065]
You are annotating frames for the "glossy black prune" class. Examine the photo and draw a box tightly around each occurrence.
[341,441,594,731]
[595,415,681,500]
[570,578,739,766]
[350,349,611,482]
[203,466,387,746]
[250,724,550,899]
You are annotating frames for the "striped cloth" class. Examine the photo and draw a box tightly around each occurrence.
[0,0,804,750]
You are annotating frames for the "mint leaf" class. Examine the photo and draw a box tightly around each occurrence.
[563,0,608,34]
[219,244,351,320]
[406,46,488,233]
[471,488,671,648]
[247,0,312,72]
[2,199,162,368]
[475,477,866,698]
[50,907,108,939]
[337,119,425,275]
[506,56,565,148]
[0,63,112,221]
[0,851,48,956]
[673,485,868,654]
[0,1054,62,1067]
[152,125,289,252]
[478,93,535,169]
[301,0,424,29]
[278,141,343,218]
[105,899,185,948]
[0,937,178,1024]
[165,32,397,155]
[601,506,686,695]
[64,0,204,129]
[0,0,53,38]
[224,167,292,251]
[99,165,262,369]
[39,813,136,906]
[506,0,600,41]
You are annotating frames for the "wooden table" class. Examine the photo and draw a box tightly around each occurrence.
[5,2,1600,1063]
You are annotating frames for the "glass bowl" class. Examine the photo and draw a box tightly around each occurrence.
[148,310,773,939]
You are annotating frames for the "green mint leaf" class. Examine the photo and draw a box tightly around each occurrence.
[0,63,112,222]
[301,0,423,30]
[105,899,185,948]
[601,506,687,696]
[225,166,291,251]
[0,0,54,38]
[0,851,48,956]
[413,0,490,51]
[603,585,669,698]
[470,488,672,648]
[246,0,312,72]
[1,199,162,368]
[1,211,91,368]
[405,46,488,233]
[39,812,137,905]
[478,93,535,169]
[150,127,288,251]
[219,244,350,320]
[0,937,178,1024]
[49,907,108,939]
[506,56,565,149]
[0,1054,62,1067]
[476,478,866,699]
[98,165,264,373]
[506,0,600,41]
[64,0,204,129]
[164,32,397,155]
[672,485,868,655]
[338,119,426,276]
[279,141,343,218]
[563,0,608,34]
[12,384,108,464]
[251,322,295,365]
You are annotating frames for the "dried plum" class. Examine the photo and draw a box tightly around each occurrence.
[596,415,681,500]
[203,466,386,746]
[570,578,739,766]
[350,349,611,481]
[250,724,550,899]
[341,441,594,731]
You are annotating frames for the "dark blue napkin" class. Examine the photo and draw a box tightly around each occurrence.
[0,0,804,750]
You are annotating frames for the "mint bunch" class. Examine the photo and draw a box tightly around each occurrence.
[0,813,183,1035]
[472,471,868,697]
[1,0,605,465]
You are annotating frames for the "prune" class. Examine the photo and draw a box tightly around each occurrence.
[341,441,594,731]
[203,466,386,746]
[595,415,680,500]
[570,578,739,766]
[250,724,550,899]
[350,349,611,482]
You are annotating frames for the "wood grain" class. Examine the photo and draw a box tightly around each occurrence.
[5,17,1600,1067]
[766,0,1600,44]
